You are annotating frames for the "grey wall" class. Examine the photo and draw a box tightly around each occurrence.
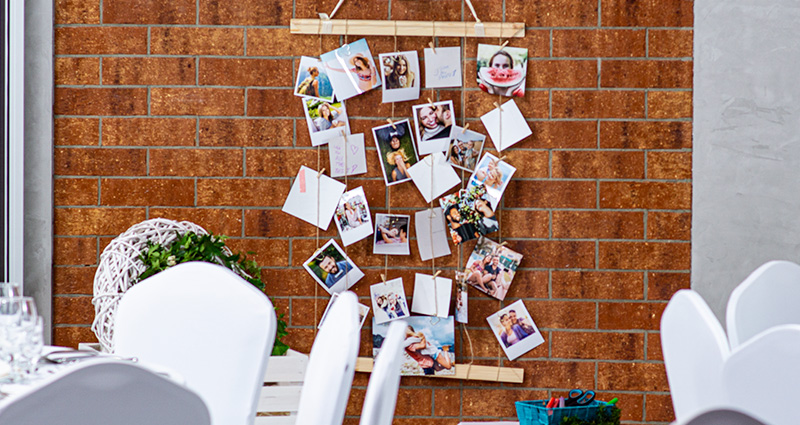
[694,0,800,320]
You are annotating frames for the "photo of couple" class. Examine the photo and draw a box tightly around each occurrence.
[487,300,544,360]
[413,100,455,155]
[293,56,335,102]
[302,98,350,146]
[439,184,499,244]
[446,127,486,172]
[372,120,420,186]
[370,278,409,324]
[373,214,410,255]
[476,44,528,98]
[468,153,516,210]
[372,316,456,376]
[334,187,373,246]
[379,51,420,103]
[302,239,364,294]
[464,237,523,300]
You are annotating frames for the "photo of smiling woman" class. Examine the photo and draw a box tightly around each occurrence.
[372,119,419,186]
[412,100,455,155]
[379,51,421,103]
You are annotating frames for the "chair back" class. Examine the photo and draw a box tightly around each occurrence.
[359,320,406,425]
[661,290,730,421]
[295,291,360,425]
[676,407,767,425]
[726,260,800,348]
[0,360,210,425]
[114,262,276,425]
[722,324,800,425]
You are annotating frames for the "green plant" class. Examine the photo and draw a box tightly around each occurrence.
[560,406,621,425]
[137,231,289,356]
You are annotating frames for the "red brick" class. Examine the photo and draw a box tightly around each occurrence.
[246,28,341,57]
[601,60,692,88]
[55,27,147,55]
[599,301,665,330]
[150,149,243,177]
[553,29,646,57]
[200,119,293,147]
[598,362,669,392]
[224,238,290,268]
[601,0,693,27]
[601,121,692,149]
[647,151,691,180]
[647,272,690,300]
[531,300,597,329]
[506,0,598,27]
[55,148,146,176]
[247,89,303,118]
[102,57,196,86]
[244,209,337,239]
[552,150,645,179]
[389,0,459,20]
[199,59,291,87]
[149,208,243,236]
[515,240,596,270]
[463,389,547,417]
[245,149,320,178]
[497,210,549,238]
[53,296,95,324]
[199,0,291,25]
[552,271,644,300]
[490,150,548,178]
[504,180,596,208]
[293,0,387,20]
[103,0,194,24]
[646,393,675,422]
[464,90,549,119]
[527,60,598,88]
[648,332,663,361]
[103,118,196,147]
[599,241,690,270]
[527,121,597,149]
[197,179,290,207]
[433,388,460,416]
[54,237,97,266]
[55,118,99,146]
[53,326,97,348]
[56,0,100,23]
[552,210,644,239]
[100,178,195,206]
[151,88,245,116]
[53,266,97,294]
[552,331,645,360]
[55,178,98,206]
[648,211,690,241]
[650,29,693,58]
[55,58,99,85]
[514,360,596,389]
[151,27,244,56]
[600,181,691,209]
[55,88,148,116]
[552,90,645,119]
[54,207,146,235]
[648,91,693,119]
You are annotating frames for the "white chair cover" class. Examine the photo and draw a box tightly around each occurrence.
[726,260,800,348]
[661,290,730,421]
[295,291,360,425]
[723,324,800,425]
[675,407,767,425]
[359,320,406,425]
[113,262,276,425]
[0,360,210,425]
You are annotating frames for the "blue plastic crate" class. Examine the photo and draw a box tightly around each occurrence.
[516,399,612,425]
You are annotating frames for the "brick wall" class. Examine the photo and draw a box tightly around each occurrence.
[53,0,692,423]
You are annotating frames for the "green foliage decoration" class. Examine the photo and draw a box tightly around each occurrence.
[560,406,621,425]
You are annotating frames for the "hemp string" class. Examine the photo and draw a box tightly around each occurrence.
[313,30,324,337]
[494,23,506,384]
[383,26,399,283]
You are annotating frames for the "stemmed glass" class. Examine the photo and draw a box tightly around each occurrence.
[0,282,22,298]
[5,297,38,383]
[0,297,22,383]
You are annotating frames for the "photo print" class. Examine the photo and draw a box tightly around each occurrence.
[372,119,419,186]
[467,152,516,210]
[373,315,456,376]
[294,56,334,102]
[370,278,410,324]
[321,38,381,100]
[413,100,455,155]
[318,292,370,329]
[334,187,373,246]
[438,184,499,244]
[454,272,469,324]
[487,299,544,360]
[476,44,528,98]
[379,51,420,103]
[373,214,411,256]
[464,237,523,301]
[302,239,364,294]
[446,126,486,173]
[302,97,350,146]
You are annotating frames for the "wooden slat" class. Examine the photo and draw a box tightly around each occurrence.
[355,357,524,383]
[290,19,525,38]
[258,385,303,413]
[263,349,308,383]
[255,415,297,425]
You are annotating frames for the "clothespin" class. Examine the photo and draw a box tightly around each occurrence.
[498,155,507,162]
[461,123,470,133]
[497,40,510,51]
[429,41,436,54]
[433,270,441,278]
[317,168,326,177]
[340,130,347,138]
[499,241,508,247]
[386,118,396,129]
[494,102,503,112]
[427,97,436,109]
[381,273,388,285]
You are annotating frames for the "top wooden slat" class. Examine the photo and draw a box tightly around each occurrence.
[290,19,525,38]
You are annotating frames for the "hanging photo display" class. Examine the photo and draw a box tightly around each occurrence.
[476,44,528,98]
[294,56,335,102]
[373,315,456,376]
[379,51,421,103]
[302,98,350,146]
[446,126,486,173]
[454,272,469,324]
[439,184,499,244]
[334,187,373,246]
[321,38,381,100]
[372,119,419,186]
[319,292,370,329]
[302,239,364,294]
[373,213,411,255]
[464,237,523,300]
[467,152,516,210]
[487,300,544,360]
[412,100,455,155]
[370,278,410,324]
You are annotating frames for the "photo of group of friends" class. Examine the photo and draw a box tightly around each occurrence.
[467,153,516,210]
[413,100,455,155]
[487,300,544,360]
[446,127,486,172]
[370,278,410,324]
[476,44,528,98]
[373,214,410,256]
[464,237,523,300]
[334,187,373,246]
[372,120,420,186]
[439,184,499,244]
[302,239,364,294]
[373,316,456,376]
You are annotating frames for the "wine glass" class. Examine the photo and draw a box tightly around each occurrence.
[0,298,22,383]
[0,283,21,298]
[15,316,44,381]
[6,297,37,383]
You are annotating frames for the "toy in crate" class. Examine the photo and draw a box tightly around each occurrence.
[515,389,620,425]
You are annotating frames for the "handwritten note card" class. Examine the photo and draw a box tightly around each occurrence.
[424,46,462,88]
[328,133,367,177]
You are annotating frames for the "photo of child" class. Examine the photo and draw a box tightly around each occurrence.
[334,187,373,246]
[302,239,364,294]
[413,100,455,155]
[302,98,350,146]
[321,38,381,100]
[294,56,334,102]
[487,300,544,360]
[373,214,410,255]
[370,278,410,324]
[372,119,419,186]
[446,127,486,172]
[373,316,456,376]
[476,44,528,98]
[464,237,523,300]
[467,152,516,210]
[439,184,499,245]
[380,51,420,103]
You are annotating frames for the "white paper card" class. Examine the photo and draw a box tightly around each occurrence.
[480,99,532,151]
[407,152,460,204]
[411,273,452,318]
[328,133,367,177]
[415,208,451,262]
[424,47,462,88]
[282,166,346,230]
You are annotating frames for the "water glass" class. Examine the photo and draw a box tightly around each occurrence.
[0,283,21,298]
[13,317,44,380]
